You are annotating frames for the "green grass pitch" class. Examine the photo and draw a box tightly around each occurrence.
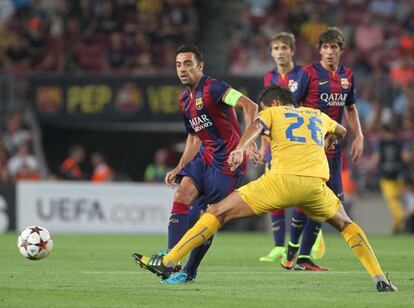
[1,232,413,307]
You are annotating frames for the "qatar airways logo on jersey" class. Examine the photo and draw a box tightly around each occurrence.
[320,93,348,106]
[189,114,213,132]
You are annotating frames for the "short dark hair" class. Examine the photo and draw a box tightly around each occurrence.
[318,27,345,50]
[260,85,294,108]
[176,44,204,64]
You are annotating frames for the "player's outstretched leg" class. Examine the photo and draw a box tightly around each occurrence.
[133,191,256,281]
[328,205,397,292]
[260,210,286,262]
[294,220,328,271]
[133,211,221,280]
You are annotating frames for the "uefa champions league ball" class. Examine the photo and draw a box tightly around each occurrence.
[17,226,53,260]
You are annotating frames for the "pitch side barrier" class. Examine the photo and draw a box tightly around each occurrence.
[0,183,16,233]
[6,181,173,234]
[0,181,397,235]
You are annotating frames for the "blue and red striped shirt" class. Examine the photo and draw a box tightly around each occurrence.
[180,75,246,176]
[293,62,356,158]
[264,65,302,90]
[263,65,303,166]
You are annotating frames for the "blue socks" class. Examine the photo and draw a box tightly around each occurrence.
[271,212,286,246]
[299,219,321,256]
[168,213,189,249]
[289,208,307,245]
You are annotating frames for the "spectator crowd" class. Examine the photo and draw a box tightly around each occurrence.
[0,0,197,74]
[0,112,39,182]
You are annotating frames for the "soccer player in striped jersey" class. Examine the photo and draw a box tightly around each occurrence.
[259,32,325,264]
[134,84,397,292]
[283,27,364,271]
[152,44,258,284]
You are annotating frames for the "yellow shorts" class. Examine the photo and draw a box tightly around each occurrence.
[237,173,340,222]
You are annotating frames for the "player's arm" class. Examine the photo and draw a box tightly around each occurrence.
[222,88,261,163]
[222,88,258,128]
[344,104,364,161]
[322,111,347,150]
[325,123,347,151]
[165,133,201,188]
[258,136,268,165]
[228,120,264,172]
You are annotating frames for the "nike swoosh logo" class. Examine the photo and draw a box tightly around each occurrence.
[319,81,329,85]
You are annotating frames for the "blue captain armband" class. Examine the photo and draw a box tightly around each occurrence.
[223,88,243,107]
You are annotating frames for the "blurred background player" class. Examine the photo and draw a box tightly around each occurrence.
[60,144,86,180]
[144,148,170,183]
[91,152,114,182]
[283,27,364,271]
[135,84,397,292]
[371,124,411,233]
[259,32,325,263]
[159,44,258,284]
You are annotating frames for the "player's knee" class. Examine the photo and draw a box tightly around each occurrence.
[174,189,193,204]
[206,204,228,225]
[328,210,353,231]
[337,219,352,231]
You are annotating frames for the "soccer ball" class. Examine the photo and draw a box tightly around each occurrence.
[17,226,53,260]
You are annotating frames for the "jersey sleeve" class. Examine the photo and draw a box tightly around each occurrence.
[320,111,339,134]
[292,69,310,106]
[209,79,231,104]
[256,108,273,135]
[346,73,356,106]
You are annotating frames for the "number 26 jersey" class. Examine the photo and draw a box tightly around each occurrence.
[257,105,338,181]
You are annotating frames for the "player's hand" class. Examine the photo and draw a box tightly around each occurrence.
[228,149,244,172]
[246,143,263,165]
[350,136,364,162]
[165,166,181,189]
[324,134,338,151]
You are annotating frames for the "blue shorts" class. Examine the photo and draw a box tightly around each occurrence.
[327,156,344,202]
[177,158,244,212]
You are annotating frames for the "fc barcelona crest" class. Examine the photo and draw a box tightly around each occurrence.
[196,98,204,110]
[341,78,349,89]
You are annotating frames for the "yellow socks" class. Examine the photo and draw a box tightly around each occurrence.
[341,222,385,280]
[163,213,221,267]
